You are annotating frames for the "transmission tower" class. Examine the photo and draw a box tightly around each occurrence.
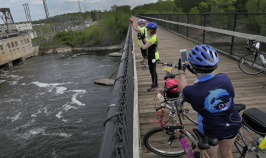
[43,0,49,19]
[78,0,81,12]
[83,5,87,12]
[0,8,15,33]
[23,3,32,22]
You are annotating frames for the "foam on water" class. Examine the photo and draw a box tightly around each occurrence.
[69,90,86,106]
[98,64,112,68]
[7,112,22,122]
[56,87,67,94]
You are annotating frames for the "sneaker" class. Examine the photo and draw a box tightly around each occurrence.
[142,66,149,70]
[147,86,158,92]
[150,84,159,88]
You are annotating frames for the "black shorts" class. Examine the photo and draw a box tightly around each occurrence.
[141,48,147,59]
[218,132,238,141]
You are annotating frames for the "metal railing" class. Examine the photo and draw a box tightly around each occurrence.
[138,13,266,57]
[99,22,134,158]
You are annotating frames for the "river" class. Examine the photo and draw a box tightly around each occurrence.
[0,51,120,158]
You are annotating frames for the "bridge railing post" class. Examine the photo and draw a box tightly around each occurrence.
[230,13,238,55]
[187,13,189,37]
[203,14,207,44]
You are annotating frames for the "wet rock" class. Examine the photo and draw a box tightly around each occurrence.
[94,78,115,86]
[46,49,53,53]
[55,48,72,53]
[94,69,118,86]
[108,52,122,57]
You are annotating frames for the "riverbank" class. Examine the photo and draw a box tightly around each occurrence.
[39,43,124,54]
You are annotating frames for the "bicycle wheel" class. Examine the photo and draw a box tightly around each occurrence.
[234,125,266,158]
[181,100,198,125]
[238,54,265,75]
[143,128,196,157]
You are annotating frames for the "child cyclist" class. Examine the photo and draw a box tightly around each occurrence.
[178,44,242,158]
[131,19,149,70]
[139,22,160,92]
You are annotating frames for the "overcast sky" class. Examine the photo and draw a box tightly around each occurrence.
[0,0,157,23]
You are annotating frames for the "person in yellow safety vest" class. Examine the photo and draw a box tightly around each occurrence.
[139,22,159,92]
[131,19,149,70]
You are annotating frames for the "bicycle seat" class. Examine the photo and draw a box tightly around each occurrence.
[192,128,218,150]
[242,108,266,136]
[235,104,246,112]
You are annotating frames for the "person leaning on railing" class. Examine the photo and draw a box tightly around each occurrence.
[178,44,242,158]
[139,22,160,92]
[130,18,149,70]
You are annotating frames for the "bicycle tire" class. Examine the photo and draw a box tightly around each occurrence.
[238,54,265,75]
[234,125,266,158]
[143,128,196,157]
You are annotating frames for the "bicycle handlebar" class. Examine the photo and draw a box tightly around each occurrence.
[246,39,260,52]
[157,61,178,69]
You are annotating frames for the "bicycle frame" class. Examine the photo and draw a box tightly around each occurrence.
[158,96,210,158]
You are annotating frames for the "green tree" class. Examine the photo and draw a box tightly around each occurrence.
[199,1,209,12]
[174,0,203,13]
[90,10,98,21]
[246,0,266,12]
[207,0,236,12]
[132,1,176,14]
[190,6,200,13]
[234,0,248,12]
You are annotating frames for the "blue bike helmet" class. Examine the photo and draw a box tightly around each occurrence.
[146,22,157,29]
[188,44,219,73]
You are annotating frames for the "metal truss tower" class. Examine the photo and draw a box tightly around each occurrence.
[23,3,32,22]
[0,8,15,33]
[43,0,49,19]
[78,0,81,12]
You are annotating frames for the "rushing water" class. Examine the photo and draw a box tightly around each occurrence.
[0,51,120,158]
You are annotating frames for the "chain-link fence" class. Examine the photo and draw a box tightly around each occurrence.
[138,13,266,58]
[99,23,134,158]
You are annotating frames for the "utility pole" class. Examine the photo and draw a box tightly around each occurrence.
[77,0,84,31]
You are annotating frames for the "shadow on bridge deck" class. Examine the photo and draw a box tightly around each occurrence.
[132,16,266,158]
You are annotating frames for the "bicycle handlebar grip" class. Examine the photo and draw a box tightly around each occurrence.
[166,84,178,92]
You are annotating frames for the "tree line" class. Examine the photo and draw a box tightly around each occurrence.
[132,0,266,14]
[37,5,131,48]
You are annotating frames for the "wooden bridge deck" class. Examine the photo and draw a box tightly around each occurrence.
[131,16,266,158]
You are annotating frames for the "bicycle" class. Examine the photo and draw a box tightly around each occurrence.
[238,39,266,75]
[143,61,218,158]
[155,61,198,125]
[234,104,266,158]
